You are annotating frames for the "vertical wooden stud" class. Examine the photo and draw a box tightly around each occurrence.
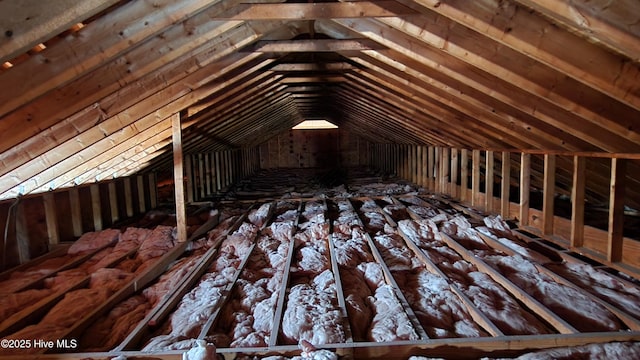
[501,152,511,218]
[450,148,458,199]
[543,154,556,234]
[124,177,134,218]
[43,193,59,246]
[485,151,494,212]
[148,173,157,210]
[198,154,205,200]
[608,158,626,262]
[428,146,435,191]
[571,156,586,248]
[215,152,222,191]
[69,188,83,236]
[472,149,481,207]
[519,153,531,227]
[172,113,187,243]
[442,148,450,195]
[137,175,146,213]
[421,146,428,188]
[15,203,30,263]
[108,181,119,223]
[90,184,102,231]
[460,149,469,202]
[185,155,195,203]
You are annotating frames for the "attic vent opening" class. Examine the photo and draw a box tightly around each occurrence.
[292,119,338,130]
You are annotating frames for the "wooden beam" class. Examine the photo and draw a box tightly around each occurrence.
[450,148,458,198]
[173,113,187,243]
[0,0,120,64]
[608,158,626,262]
[108,181,119,224]
[511,0,640,65]
[248,39,385,52]
[519,153,531,226]
[68,188,83,237]
[472,149,481,207]
[0,0,232,118]
[185,154,195,204]
[270,62,354,72]
[571,156,586,248]
[15,202,30,264]
[216,1,415,20]
[123,177,133,218]
[90,184,102,231]
[543,154,556,234]
[148,173,157,209]
[460,149,469,202]
[485,150,494,212]
[406,0,640,120]
[137,175,146,213]
[42,193,59,246]
[501,152,511,218]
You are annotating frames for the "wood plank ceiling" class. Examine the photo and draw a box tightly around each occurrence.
[0,0,639,202]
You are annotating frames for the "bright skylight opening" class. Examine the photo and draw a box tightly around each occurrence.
[292,120,338,130]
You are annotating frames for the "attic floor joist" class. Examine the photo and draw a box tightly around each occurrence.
[1,172,639,359]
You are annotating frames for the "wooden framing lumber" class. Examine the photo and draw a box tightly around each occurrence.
[197,243,257,339]
[485,150,494,212]
[269,208,298,346]
[363,231,428,340]
[249,39,385,53]
[501,151,511,218]
[216,1,415,20]
[397,227,504,337]
[476,232,640,331]
[607,158,626,262]
[42,193,59,246]
[62,241,191,346]
[0,277,89,338]
[0,0,120,64]
[68,188,83,237]
[173,113,187,243]
[471,149,481,207]
[570,156,586,248]
[542,154,556,234]
[439,232,578,334]
[519,153,531,226]
[90,184,102,231]
[108,182,119,224]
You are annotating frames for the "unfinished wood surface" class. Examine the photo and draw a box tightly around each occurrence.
[519,153,531,226]
[108,182,119,224]
[123,177,134,218]
[68,188,83,237]
[511,0,640,63]
[501,152,511,218]
[408,0,640,116]
[173,114,187,243]
[471,149,481,208]
[398,227,504,337]
[136,175,146,213]
[608,158,626,262]
[0,0,120,64]
[217,1,415,20]
[450,148,458,198]
[485,150,494,213]
[477,232,640,331]
[570,156,586,248]
[542,154,556,234]
[460,149,469,202]
[90,184,102,231]
[42,193,59,246]
[439,232,578,334]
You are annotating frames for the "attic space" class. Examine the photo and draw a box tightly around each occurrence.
[1,0,640,359]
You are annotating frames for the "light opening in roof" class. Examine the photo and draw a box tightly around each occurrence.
[292,120,338,130]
